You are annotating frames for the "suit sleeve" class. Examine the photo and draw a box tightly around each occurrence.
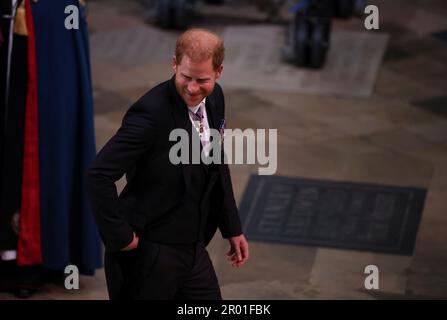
[86,99,156,252]
[216,85,243,238]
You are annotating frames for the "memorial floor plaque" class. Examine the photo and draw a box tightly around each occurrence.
[239,175,426,255]
[220,25,389,97]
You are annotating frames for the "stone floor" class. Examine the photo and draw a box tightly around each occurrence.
[2,0,447,300]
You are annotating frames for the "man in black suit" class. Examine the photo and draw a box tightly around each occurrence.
[87,28,249,300]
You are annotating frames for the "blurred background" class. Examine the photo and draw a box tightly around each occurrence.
[1,0,447,299]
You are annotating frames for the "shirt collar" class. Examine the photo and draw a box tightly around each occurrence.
[188,98,206,114]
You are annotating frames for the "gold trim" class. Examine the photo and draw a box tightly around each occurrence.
[13,1,28,36]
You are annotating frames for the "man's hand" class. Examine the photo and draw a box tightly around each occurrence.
[121,232,139,251]
[226,234,249,267]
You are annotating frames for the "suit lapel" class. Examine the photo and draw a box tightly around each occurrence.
[168,76,193,189]
[205,89,222,130]
[169,76,190,130]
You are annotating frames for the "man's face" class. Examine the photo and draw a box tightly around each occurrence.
[173,55,223,107]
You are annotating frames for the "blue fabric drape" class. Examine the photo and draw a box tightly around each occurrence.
[31,0,101,274]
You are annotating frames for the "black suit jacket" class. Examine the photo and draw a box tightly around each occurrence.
[87,76,242,252]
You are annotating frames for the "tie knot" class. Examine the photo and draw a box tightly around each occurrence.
[191,105,204,121]
[196,106,204,119]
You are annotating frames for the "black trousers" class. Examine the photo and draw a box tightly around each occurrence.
[105,241,222,300]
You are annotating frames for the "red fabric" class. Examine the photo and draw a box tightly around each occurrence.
[17,0,42,266]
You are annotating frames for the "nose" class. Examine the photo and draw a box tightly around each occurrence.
[187,81,200,94]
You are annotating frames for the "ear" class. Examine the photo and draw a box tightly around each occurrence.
[215,64,224,79]
[172,55,178,73]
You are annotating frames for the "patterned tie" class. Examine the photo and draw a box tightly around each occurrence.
[190,106,204,134]
[189,104,211,156]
